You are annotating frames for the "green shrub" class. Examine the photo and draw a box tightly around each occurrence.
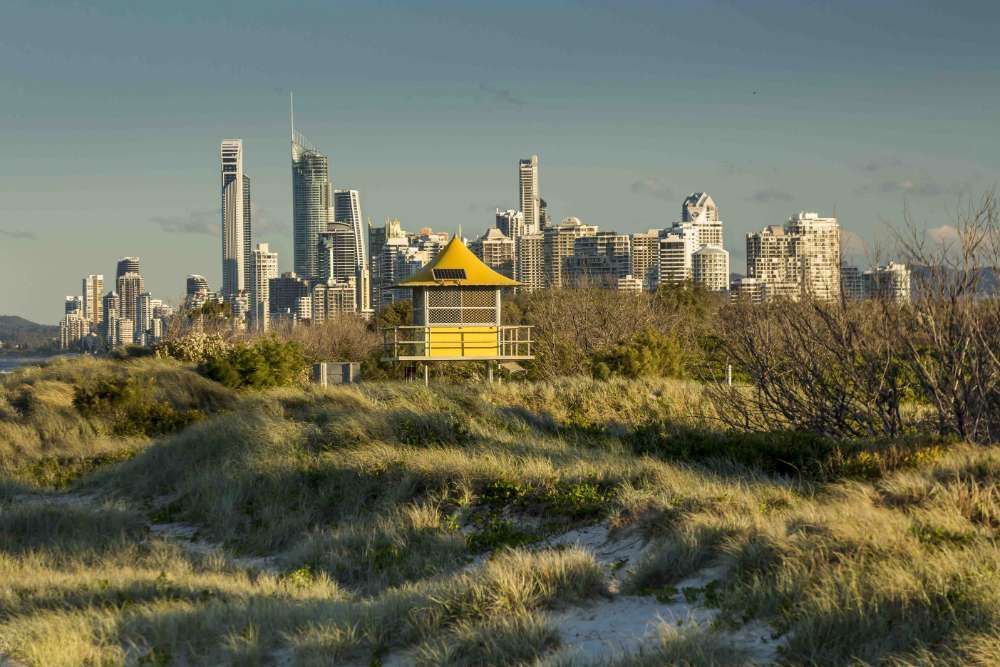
[73,377,203,437]
[198,338,306,389]
[592,329,687,380]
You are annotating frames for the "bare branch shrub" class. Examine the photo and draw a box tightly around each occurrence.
[892,191,1000,442]
[707,299,914,439]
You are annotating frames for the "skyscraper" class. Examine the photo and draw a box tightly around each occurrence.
[519,155,540,232]
[332,188,370,313]
[186,275,210,309]
[116,257,140,280]
[291,98,331,281]
[116,272,144,343]
[221,139,251,297]
[250,243,279,331]
[745,212,841,302]
[680,192,724,248]
[82,274,103,327]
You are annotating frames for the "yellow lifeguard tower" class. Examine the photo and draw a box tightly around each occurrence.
[382,235,533,379]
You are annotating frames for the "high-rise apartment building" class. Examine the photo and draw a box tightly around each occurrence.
[64,296,83,316]
[59,313,88,350]
[519,155,540,232]
[515,233,545,292]
[681,192,724,248]
[291,107,331,281]
[746,212,841,302]
[101,291,120,345]
[221,139,251,297]
[116,271,144,343]
[82,274,103,327]
[496,209,527,240]
[841,264,864,300]
[543,217,597,288]
[566,231,630,288]
[787,212,841,301]
[116,257,140,280]
[331,188,370,314]
[312,279,357,322]
[269,272,312,321]
[471,228,516,280]
[186,275,210,309]
[629,231,661,291]
[863,262,911,303]
[250,243,279,331]
[691,245,731,292]
[658,224,699,286]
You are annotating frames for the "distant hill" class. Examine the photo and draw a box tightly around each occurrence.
[0,315,59,351]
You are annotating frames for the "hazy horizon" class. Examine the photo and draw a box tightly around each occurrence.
[2,0,999,323]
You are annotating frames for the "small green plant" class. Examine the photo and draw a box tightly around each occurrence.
[466,518,535,552]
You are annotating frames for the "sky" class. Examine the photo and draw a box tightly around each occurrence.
[2,0,999,323]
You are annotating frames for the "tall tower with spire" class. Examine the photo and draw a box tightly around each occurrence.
[290,94,332,281]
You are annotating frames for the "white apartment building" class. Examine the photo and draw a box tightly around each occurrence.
[787,212,841,301]
[692,245,731,292]
[543,217,598,288]
[221,139,251,297]
[658,224,699,285]
[251,243,279,331]
[496,209,529,240]
[82,274,103,327]
[471,227,516,280]
[680,192,724,248]
[629,231,661,291]
[516,232,545,292]
[59,313,89,350]
[746,225,804,301]
[519,155,540,231]
[863,262,911,303]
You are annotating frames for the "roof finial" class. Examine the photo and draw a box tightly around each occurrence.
[289,91,295,141]
[458,224,462,240]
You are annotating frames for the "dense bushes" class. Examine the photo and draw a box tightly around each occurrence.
[73,377,203,437]
[198,338,306,389]
[591,329,687,380]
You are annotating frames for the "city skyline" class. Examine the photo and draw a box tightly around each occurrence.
[3,1,999,322]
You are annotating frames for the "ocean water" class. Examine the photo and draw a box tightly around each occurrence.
[0,357,43,374]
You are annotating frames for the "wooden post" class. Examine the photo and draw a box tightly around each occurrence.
[486,361,494,384]
[424,364,429,387]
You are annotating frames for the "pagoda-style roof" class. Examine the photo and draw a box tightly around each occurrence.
[397,235,520,288]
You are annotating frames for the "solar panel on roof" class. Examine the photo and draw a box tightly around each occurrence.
[432,268,467,281]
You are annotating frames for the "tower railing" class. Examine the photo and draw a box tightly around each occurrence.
[382,325,533,361]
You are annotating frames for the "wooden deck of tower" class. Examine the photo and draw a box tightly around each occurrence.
[382,235,533,363]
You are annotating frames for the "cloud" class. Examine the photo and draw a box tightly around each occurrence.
[927,225,960,244]
[251,207,291,236]
[478,83,524,106]
[748,188,793,203]
[860,158,903,173]
[855,173,954,198]
[630,176,673,201]
[152,209,219,235]
[0,229,36,240]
